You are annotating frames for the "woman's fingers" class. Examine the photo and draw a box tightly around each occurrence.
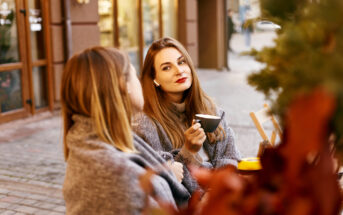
[174,161,183,170]
[184,122,206,153]
[189,128,205,144]
[186,125,204,138]
[185,123,201,135]
[172,162,184,183]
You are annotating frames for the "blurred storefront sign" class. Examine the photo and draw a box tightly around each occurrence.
[29,9,42,31]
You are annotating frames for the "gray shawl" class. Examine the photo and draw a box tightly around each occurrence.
[63,115,190,215]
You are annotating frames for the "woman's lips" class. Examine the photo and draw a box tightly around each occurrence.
[176,77,187,83]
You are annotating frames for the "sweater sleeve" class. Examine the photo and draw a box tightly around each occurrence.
[133,113,174,161]
[212,110,242,168]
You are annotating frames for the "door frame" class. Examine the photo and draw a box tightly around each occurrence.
[0,0,53,124]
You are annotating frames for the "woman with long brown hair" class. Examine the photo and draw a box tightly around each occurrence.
[133,37,241,193]
[61,46,189,214]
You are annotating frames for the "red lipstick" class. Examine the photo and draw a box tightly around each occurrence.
[176,77,187,83]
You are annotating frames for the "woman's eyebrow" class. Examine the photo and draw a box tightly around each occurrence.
[159,55,184,67]
[160,62,171,67]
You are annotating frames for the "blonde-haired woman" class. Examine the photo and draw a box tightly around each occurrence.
[61,46,189,214]
[133,37,241,193]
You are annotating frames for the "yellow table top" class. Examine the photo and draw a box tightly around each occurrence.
[238,157,262,171]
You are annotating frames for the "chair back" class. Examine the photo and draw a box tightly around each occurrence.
[250,104,282,146]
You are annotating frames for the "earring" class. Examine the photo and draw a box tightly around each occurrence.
[153,79,160,87]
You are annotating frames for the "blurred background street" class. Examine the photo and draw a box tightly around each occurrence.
[199,31,277,157]
[0,31,276,214]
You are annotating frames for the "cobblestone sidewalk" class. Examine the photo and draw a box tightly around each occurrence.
[0,112,65,214]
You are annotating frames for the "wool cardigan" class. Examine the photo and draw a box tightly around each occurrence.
[133,106,241,193]
[63,115,190,215]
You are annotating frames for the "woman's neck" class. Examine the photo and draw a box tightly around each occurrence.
[165,92,184,103]
[172,101,186,113]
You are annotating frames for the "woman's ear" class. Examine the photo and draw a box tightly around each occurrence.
[125,79,131,94]
[153,79,160,87]
[118,76,127,94]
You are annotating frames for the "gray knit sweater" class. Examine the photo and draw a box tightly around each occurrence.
[63,115,190,215]
[133,107,241,193]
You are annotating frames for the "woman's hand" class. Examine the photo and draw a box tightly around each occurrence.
[184,121,206,153]
[166,161,184,183]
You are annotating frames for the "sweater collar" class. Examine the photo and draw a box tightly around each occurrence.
[71,114,97,136]
[172,102,186,113]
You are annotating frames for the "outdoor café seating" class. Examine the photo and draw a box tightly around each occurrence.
[238,104,282,173]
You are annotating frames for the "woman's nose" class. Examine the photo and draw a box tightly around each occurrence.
[175,65,184,75]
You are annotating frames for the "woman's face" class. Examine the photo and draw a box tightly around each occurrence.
[153,47,192,103]
[127,64,144,111]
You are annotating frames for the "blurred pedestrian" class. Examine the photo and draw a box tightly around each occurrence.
[61,46,190,214]
[242,10,254,47]
[227,9,235,52]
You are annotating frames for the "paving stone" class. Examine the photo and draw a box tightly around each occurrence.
[0,210,16,215]
[34,202,58,210]
[33,209,56,215]
[0,197,21,204]
[47,212,64,215]
[25,194,48,201]
[4,205,19,211]
[15,205,38,214]
[52,205,65,213]
[7,192,29,199]
[19,199,37,206]
[0,189,10,195]
[0,202,11,209]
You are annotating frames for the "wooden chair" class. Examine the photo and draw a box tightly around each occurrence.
[238,104,283,173]
[249,104,282,156]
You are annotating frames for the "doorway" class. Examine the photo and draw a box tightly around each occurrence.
[0,0,53,123]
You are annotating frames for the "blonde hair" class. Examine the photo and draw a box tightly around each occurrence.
[141,37,225,148]
[61,47,134,160]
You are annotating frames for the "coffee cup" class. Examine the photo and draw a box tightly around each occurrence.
[195,114,221,132]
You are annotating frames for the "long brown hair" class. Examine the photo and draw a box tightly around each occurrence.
[141,37,225,148]
[61,47,134,160]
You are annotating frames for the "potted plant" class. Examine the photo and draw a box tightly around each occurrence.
[248,0,343,159]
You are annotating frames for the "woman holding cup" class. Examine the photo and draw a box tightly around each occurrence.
[133,37,241,193]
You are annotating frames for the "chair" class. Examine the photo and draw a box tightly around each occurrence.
[238,104,282,173]
[250,104,282,155]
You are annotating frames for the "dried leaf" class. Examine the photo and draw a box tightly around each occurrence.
[281,89,336,181]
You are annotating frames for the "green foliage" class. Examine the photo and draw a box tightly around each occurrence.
[259,0,306,21]
[248,0,343,157]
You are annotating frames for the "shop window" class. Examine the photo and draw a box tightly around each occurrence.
[142,0,159,57]
[162,0,177,38]
[0,1,20,64]
[118,0,140,72]
[28,0,45,61]
[0,70,23,113]
[98,0,114,47]
[32,66,48,109]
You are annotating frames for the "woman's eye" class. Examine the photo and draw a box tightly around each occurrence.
[178,60,186,65]
[162,66,171,71]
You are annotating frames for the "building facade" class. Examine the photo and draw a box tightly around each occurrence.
[0,0,227,123]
